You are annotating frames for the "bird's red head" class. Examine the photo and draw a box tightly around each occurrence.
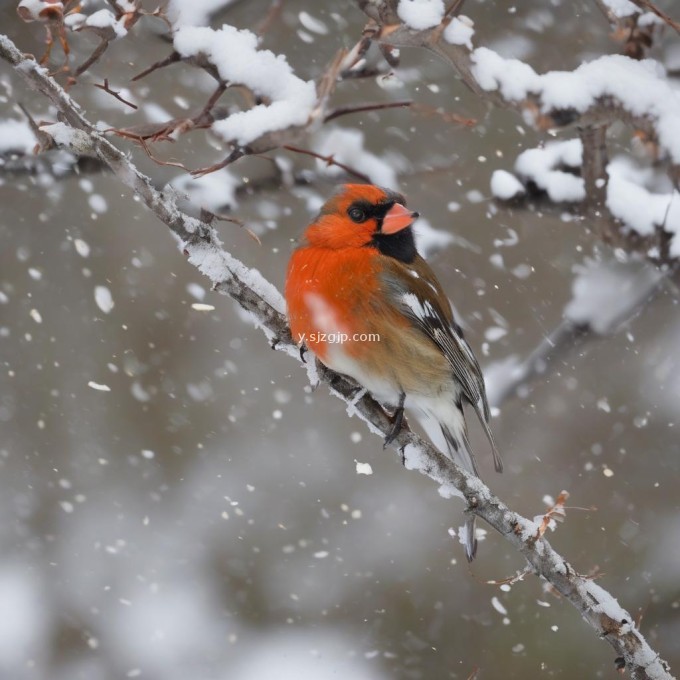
[302,184,420,253]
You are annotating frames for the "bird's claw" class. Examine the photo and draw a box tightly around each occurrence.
[382,392,406,450]
[299,344,308,363]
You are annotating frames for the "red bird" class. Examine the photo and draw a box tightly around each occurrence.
[285,184,503,560]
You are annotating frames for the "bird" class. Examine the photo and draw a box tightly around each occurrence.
[285,184,503,561]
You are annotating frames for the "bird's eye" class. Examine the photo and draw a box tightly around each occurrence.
[348,207,366,223]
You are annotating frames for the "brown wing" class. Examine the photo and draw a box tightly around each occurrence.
[380,255,503,473]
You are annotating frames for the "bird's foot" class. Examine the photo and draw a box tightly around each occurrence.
[383,392,407,450]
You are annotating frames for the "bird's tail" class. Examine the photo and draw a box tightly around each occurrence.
[440,417,479,563]
[471,400,504,473]
[416,403,481,562]
[440,421,479,477]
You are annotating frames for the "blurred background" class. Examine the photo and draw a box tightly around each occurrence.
[1,0,679,678]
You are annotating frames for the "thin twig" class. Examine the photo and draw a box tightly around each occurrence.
[74,37,109,77]
[283,144,371,182]
[131,51,181,81]
[93,78,138,109]
[324,99,412,123]
[579,124,608,209]
[256,0,285,38]
[191,148,246,177]
[410,102,476,127]
[444,0,466,20]
[195,82,228,124]
[201,208,262,245]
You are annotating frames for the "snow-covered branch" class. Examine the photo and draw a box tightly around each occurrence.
[0,32,673,680]
[357,0,680,265]
[490,138,680,264]
[16,0,154,75]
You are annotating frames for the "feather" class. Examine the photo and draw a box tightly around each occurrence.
[420,404,479,562]
[381,256,504,474]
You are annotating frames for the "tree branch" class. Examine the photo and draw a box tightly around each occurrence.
[323,99,412,123]
[579,125,609,210]
[631,0,680,35]
[0,32,674,680]
[356,0,680,266]
[282,144,372,182]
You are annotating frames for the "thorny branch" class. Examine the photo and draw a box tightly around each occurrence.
[0,33,673,680]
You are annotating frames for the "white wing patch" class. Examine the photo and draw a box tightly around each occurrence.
[401,292,437,322]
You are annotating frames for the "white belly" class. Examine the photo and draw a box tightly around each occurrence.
[324,344,401,406]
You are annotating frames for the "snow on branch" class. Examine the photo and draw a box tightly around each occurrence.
[123,21,368,177]
[0,32,674,680]
[357,0,680,266]
[363,1,680,145]
[490,138,680,263]
[173,24,318,147]
[470,50,680,162]
[16,0,156,76]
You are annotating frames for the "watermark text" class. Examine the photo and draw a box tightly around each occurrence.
[297,332,380,344]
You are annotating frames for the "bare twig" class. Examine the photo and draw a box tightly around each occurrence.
[256,0,285,39]
[534,490,569,541]
[131,51,182,82]
[324,99,412,123]
[200,208,262,245]
[73,37,109,77]
[410,102,476,127]
[191,147,246,177]
[93,78,138,109]
[196,82,228,123]
[444,0,466,19]
[485,566,533,587]
[136,135,189,170]
[282,144,372,182]
[579,125,609,209]
[0,33,673,680]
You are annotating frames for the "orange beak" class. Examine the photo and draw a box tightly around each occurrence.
[381,203,419,235]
